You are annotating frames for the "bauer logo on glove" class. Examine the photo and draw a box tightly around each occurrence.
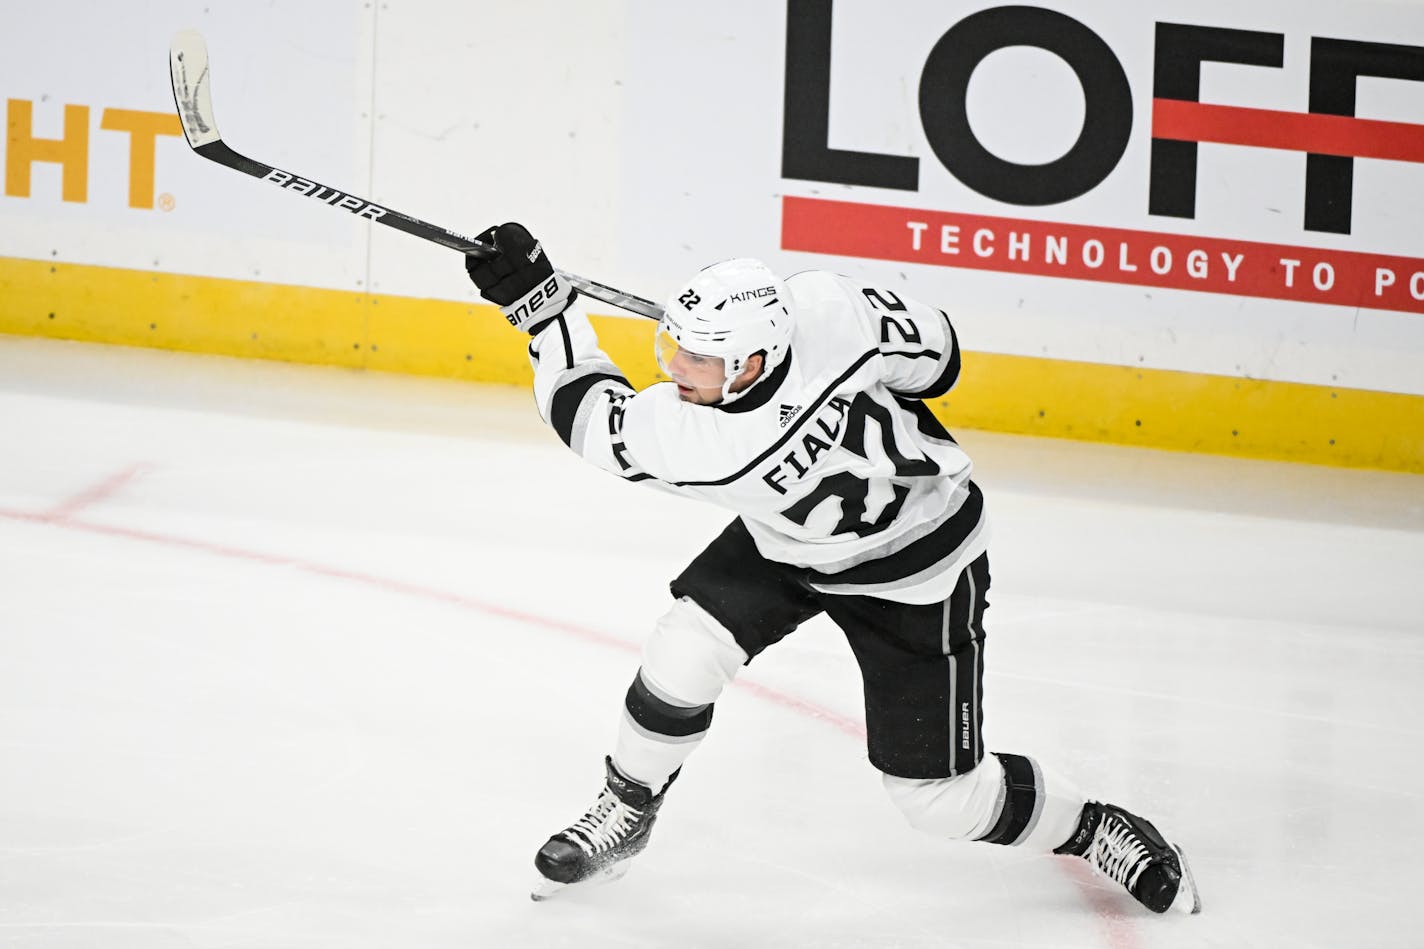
[505,275,567,330]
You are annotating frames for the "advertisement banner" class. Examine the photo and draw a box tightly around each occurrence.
[623,0,1424,396]
[0,0,364,287]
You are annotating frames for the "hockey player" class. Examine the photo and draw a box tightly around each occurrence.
[465,223,1202,915]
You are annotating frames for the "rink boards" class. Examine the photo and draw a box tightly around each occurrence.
[2,0,1423,472]
[2,254,1418,472]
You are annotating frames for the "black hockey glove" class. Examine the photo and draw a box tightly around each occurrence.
[465,222,577,334]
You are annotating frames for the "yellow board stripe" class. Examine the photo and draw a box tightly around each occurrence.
[2,254,1420,473]
[939,353,1424,472]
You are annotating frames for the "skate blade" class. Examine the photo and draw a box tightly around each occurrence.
[530,862,630,902]
[1170,844,1203,915]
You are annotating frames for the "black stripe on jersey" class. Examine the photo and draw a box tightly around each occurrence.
[898,397,958,445]
[549,371,632,448]
[899,313,960,399]
[807,480,983,585]
[672,348,878,487]
[555,315,575,369]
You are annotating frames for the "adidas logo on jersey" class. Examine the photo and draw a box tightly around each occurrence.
[779,403,803,427]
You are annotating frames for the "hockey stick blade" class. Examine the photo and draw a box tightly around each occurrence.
[168,30,664,321]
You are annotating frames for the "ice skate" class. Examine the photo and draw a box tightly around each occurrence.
[1055,801,1202,915]
[530,757,675,901]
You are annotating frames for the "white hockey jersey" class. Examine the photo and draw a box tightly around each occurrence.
[526,270,988,604]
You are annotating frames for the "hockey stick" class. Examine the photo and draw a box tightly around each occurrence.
[167,29,664,321]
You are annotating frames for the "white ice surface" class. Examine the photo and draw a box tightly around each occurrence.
[1,335,1422,949]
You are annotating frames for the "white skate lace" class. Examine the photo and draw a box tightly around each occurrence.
[1089,816,1152,892]
[565,787,644,856]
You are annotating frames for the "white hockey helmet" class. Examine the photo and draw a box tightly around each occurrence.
[656,258,795,404]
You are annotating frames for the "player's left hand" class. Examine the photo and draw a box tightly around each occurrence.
[465,222,577,334]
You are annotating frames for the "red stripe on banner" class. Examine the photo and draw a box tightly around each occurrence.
[1152,98,1424,163]
[780,195,1424,315]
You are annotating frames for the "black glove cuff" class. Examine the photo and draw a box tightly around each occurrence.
[524,287,579,336]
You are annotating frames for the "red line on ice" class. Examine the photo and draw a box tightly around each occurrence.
[0,504,1142,946]
[40,463,152,522]
[0,504,864,736]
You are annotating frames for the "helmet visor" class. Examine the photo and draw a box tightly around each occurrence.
[655,328,727,388]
